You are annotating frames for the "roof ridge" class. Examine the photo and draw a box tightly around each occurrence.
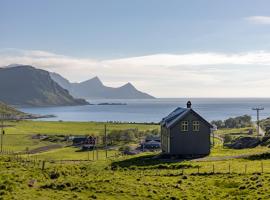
[161,107,187,126]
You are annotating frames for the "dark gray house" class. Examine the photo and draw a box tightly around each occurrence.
[161,101,213,156]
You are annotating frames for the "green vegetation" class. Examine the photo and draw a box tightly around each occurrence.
[214,126,256,146]
[212,115,252,129]
[260,118,270,134]
[107,128,159,145]
[1,134,53,152]
[2,154,270,199]
[0,121,158,157]
[215,127,254,136]
[0,101,25,116]
[1,122,270,199]
[2,121,270,161]
[211,127,270,156]
[210,145,269,157]
[4,121,159,135]
[27,147,118,161]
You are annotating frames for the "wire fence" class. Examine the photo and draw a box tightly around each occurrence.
[1,133,270,175]
[1,152,270,176]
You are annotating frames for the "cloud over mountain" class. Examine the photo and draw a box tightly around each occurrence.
[1,49,270,97]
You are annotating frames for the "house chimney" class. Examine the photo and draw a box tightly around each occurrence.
[187,101,192,108]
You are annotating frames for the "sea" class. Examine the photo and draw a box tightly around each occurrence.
[19,98,270,123]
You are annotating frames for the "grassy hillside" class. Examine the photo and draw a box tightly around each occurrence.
[1,154,270,199]
[1,123,270,199]
[0,101,25,116]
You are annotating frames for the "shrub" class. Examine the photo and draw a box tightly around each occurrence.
[224,135,233,143]
[119,145,131,152]
[49,171,60,179]
[212,115,252,129]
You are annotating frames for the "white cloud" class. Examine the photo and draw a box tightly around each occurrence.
[245,16,270,24]
[105,51,270,66]
[1,49,270,97]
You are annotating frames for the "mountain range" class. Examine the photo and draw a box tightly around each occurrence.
[50,73,154,99]
[0,65,89,106]
[0,64,154,107]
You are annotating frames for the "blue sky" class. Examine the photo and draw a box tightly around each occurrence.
[1,0,270,97]
[1,0,270,58]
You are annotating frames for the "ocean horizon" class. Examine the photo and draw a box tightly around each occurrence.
[19,98,270,123]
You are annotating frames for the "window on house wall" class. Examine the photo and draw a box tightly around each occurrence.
[181,121,188,131]
[193,121,200,131]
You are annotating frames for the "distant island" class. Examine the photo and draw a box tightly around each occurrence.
[50,72,155,99]
[97,103,127,105]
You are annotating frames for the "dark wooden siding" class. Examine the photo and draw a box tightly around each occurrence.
[169,111,211,155]
[161,126,169,153]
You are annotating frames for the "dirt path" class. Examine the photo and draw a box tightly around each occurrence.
[211,134,224,144]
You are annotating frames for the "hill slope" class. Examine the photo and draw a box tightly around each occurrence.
[50,73,155,99]
[0,101,25,116]
[0,65,89,106]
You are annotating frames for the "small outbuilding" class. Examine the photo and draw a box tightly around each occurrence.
[141,135,161,150]
[160,101,213,156]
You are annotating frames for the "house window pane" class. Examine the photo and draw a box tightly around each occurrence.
[181,121,188,131]
[193,121,200,131]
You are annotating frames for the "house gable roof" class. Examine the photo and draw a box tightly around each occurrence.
[161,108,213,129]
[161,107,188,127]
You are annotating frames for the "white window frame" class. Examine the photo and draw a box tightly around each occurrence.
[193,121,200,131]
[181,121,189,132]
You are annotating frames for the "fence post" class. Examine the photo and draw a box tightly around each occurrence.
[42,161,46,170]
[197,166,200,174]
[245,164,247,174]
[96,137,98,160]
[261,162,264,173]
[212,164,215,174]
[228,163,231,174]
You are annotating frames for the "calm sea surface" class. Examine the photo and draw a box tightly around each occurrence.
[19,98,270,123]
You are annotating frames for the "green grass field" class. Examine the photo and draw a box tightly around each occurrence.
[28,147,119,161]
[1,122,270,199]
[214,126,255,136]
[1,153,270,199]
[4,121,159,135]
[1,121,270,161]
[0,120,158,153]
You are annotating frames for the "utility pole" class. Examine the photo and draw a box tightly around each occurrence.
[105,124,108,158]
[212,129,215,147]
[0,114,4,153]
[252,107,264,137]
